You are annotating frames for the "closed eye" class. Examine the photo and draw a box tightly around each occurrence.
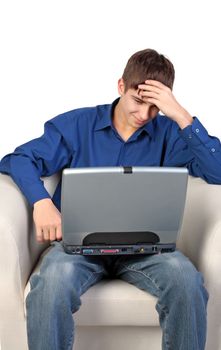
[133,97,144,104]
[132,95,158,112]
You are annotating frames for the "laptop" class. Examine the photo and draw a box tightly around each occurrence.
[61,166,188,255]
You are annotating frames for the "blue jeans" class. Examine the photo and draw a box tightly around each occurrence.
[26,241,208,350]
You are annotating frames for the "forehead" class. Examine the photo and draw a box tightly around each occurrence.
[126,88,145,101]
[126,88,140,97]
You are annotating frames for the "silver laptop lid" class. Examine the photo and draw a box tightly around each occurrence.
[61,167,188,245]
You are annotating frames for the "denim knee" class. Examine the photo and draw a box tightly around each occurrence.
[161,253,208,305]
[29,259,82,313]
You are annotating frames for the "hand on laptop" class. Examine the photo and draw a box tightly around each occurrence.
[138,80,193,129]
[33,198,62,243]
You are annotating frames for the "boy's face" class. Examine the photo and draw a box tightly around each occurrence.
[117,78,159,131]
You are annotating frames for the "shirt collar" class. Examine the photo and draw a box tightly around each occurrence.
[94,99,119,131]
[95,97,154,139]
[138,119,154,139]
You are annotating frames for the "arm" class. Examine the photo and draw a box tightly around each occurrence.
[0,118,73,241]
[138,80,221,184]
[0,120,72,205]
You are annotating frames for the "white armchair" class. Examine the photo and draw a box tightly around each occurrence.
[0,173,221,350]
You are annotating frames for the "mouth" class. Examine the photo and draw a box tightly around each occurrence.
[133,116,146,125]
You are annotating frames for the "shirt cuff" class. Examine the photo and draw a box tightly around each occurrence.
[180,117,218,154]
[18,181,51,206]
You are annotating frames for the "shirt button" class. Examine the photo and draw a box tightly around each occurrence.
[188,134,192,139]
[211,148,215,152]
[195,128,200,133]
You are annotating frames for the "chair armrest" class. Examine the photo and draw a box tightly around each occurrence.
[177,176,221,350]
[177,176,221,272]
[0,173,60,349]
[0,173,60,291]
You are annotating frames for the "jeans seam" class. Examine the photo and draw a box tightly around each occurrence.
[68,269,104,350]
[157,303,170,350]
[119,263,173,350]
[80,269,105,292]
[67,326,74,350]
[119,263,162,293]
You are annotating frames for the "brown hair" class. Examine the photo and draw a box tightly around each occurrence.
[122,49,175,91]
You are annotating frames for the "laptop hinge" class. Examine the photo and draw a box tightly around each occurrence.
[123,166,133,174]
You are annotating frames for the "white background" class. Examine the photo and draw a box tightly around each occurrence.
[1,0,221,159]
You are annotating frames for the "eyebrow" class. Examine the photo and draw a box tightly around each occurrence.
[131,94,157,108]
[131,95,144,102]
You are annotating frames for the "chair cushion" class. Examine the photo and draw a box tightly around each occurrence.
[24,262,159,327]
[74,279,159,326]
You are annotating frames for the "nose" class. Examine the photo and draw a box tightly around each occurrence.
[139,105,150,121]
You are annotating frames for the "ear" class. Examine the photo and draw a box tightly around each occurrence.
[117,78,125,96]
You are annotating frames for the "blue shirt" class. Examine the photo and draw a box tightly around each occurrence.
[1,98,221,209]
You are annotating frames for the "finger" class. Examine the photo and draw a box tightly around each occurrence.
[143,97,157,105]
[49,226,56,242]
[138,84,161,95]
[138,93,159,104]
[56,224,62,241]
[139,91,160,101]
[145,80,169,89]
[41,227,50,241]
[35,226,44,243]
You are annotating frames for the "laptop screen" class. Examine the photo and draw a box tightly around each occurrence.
[61,166,188,247]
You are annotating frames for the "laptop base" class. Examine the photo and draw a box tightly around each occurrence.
[82,231,160,245]
[63,243,176,255]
